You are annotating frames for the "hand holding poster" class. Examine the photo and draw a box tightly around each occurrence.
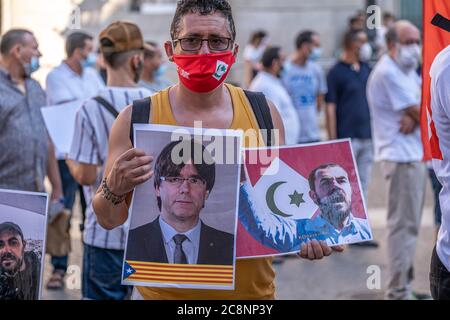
[0,189,48,300]
[123,124,242,290]
[237,140,373,258]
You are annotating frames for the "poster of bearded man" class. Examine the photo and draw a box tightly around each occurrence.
[237,139,373,258]
[0,189,48,300]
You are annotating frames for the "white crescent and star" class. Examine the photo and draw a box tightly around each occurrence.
[265,181,305,218]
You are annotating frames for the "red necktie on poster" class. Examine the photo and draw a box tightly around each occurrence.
[421,0,450,161]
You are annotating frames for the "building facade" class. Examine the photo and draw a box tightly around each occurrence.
[1,0,422,86]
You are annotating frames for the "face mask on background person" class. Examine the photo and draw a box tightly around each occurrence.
[359,43,373,62]
[396,43,421,71]
[22,56,40,77]
[154,63,168,78]
[309,47,322,62]
[173,51,236,93]
[81,52,97,69]
[277,64,284,78]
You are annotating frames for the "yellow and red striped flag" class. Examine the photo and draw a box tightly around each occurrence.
[124,260,234,288]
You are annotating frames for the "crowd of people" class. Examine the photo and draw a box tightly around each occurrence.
[243,12,443,300]
[0,0,448,300]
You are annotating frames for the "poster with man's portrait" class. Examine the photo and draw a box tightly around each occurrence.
[0,189,48,300]
[237,140,373,258]
[123,124,242,290]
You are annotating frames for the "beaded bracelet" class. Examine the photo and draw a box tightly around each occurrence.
[101,177,126,205]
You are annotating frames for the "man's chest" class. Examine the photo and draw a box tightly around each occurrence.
[336,68,368,92]
[0,91,38,127]
[285,71,318,91]
[171,105,234,129]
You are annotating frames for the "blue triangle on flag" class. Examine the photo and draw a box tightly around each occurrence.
[123,261,136,280]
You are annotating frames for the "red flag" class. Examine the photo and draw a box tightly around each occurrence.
[421,0,450,160]
[236,141,368,258]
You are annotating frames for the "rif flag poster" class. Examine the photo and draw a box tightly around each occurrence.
[237,140,373,258]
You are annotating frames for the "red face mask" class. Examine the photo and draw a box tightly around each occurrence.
[173,51,236,93]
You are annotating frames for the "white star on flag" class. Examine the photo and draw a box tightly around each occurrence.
[252,157,318,220]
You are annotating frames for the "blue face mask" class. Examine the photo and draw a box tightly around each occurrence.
[309,47,322,62]
[81,52,97,69]
[154,63,168,78]
[23,56,40,77]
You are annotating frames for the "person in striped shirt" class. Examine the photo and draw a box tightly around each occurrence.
[66,21,152,300]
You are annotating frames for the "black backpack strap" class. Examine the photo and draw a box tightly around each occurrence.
[244,90,274,147]
[93,96,119,118]
[130,97,152,145]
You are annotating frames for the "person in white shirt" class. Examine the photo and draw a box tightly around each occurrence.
[249,47,300,145]
[429,44,450,300]
[282,30,327,144]
[65,21,152,300]
[367,20,426,300]
[46,32,105,106]
[44,31,104,290]
[243,30,268,88]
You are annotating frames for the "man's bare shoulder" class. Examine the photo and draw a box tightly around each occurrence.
[109,104,133,149]
[266,98,286,145]
[118,104,133,123]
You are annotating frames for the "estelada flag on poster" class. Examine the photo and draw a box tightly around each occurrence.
[421,0,450,161]
[236,140,373,259]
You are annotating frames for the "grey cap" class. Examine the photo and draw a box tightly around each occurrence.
[0,222,24,240]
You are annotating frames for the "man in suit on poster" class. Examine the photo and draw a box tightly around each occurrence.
[126,140,234,265]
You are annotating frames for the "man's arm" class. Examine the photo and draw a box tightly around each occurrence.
[400,105,420,134]
[244,61,255,89]
[317,94,325,113]
[65,159,98,186]
[92,105,153,230]
[316,65,328,113]
[325,68,337,140]
[404,105,420,123]
[267,99,286,146]
[383,70,421,134]
[325,102,337,140]
[46,138,63,201]
[239,181,299,252]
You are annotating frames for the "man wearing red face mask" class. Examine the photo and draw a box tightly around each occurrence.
[92,0,343,300]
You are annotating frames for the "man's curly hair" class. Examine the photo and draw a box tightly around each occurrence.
[170,0,236,41]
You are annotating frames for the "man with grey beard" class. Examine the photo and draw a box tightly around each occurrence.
[239,163,372,253]
[302,163,371,245]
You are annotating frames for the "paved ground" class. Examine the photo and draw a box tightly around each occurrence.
[41,162,438,300]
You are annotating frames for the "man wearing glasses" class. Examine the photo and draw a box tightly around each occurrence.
[93,0,340,300]
[126,140,234,266]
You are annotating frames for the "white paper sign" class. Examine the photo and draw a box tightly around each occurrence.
[41,100,83,155]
